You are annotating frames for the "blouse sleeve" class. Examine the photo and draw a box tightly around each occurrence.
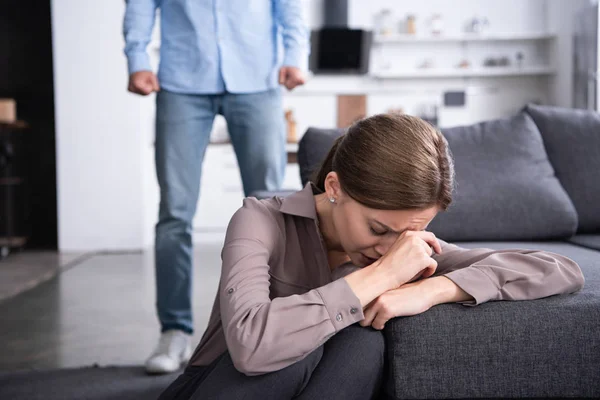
[219,199,364,376]
[432,240,585,306]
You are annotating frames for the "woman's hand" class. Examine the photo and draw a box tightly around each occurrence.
[360,280,433,330]
[343,231,442,309]
[373,231,442,289]
[360,276,473,330]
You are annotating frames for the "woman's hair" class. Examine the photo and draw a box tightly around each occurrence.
[313,113,454,211]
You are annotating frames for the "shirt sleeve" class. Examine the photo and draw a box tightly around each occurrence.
[123,0,159,75]
[432,240,585,306]
[273,0,310,70]
[219,199,364,376]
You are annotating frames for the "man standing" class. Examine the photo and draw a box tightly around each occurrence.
[123,0,308,374]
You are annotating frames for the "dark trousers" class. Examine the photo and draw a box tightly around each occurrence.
[158,325,386,400]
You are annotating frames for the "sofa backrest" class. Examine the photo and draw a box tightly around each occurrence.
[301,112,580,242]
[524,104,600,234]
[428,112,578,241]
[297,127,345,186]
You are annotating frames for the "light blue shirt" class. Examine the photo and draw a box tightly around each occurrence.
[123,0,309,94]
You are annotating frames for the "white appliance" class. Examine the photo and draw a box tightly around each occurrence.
[574,0,600,111]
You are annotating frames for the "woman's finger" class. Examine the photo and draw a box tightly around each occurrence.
[402,231,441,255]
[420,257,438,279]
[372,312,389,330]
[406,255,437,282]
[360,304,378,327]
[419,231,442,255]
[417,237,434,256]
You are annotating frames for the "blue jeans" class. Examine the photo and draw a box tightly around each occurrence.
[154,89,286,334]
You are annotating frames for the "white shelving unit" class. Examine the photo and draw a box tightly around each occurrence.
[372,66,556,79]
[371,30,557,80]
[373,32,557,43]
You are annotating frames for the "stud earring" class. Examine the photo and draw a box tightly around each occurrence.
[329,197,336,203]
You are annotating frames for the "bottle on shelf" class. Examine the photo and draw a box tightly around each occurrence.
[285,109,297,143]
[406,14,417,35]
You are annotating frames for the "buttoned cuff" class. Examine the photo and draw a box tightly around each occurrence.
[316,278,364,332]
[283,47,309,71]
[127,51,152,75]
[444,266,499,306]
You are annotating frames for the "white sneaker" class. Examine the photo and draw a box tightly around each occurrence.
[145,329,193,374]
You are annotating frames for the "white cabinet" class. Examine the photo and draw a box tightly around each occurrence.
[193,144,302,234]
[193,145,242,232]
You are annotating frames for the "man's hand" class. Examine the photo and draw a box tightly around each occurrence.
[279,66,306,91]
[128,71,160,95]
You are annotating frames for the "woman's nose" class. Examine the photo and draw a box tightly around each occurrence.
[374,242,390,257]
[374,235,398,257]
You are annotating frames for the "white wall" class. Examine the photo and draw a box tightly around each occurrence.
[52,0,156,251]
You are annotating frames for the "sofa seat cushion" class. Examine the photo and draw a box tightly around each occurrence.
[568,234,600,251]
[428,113,578,242]
[524,104,600,233]
[383,242,600,400]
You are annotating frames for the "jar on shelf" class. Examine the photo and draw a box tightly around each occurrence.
[430,14,443,36]
[374,9,395,36]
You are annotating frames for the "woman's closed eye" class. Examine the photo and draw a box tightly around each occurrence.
[369,226,388,236]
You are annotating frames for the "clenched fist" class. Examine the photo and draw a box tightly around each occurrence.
[278,66,306,91]
[128,71,160,95]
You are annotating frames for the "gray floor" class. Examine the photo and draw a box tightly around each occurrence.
[0,251,88,302]
[0,240,222,371]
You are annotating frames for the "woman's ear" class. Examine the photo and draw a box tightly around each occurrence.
[324,172,341,200]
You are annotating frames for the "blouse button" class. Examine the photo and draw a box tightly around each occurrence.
[227,288,234,294]
[350,307,358,314]
[336,313,343,322]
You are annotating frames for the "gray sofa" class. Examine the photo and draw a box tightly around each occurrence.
[254,104,600,399]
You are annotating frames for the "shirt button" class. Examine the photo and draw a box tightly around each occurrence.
[350,307,358,314]
[336,313,343,322]
[227,288,234,294]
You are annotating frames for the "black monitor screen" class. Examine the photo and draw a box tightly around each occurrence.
[317,29,364,71]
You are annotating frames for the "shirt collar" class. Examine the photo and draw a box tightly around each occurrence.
[279,182,321,220]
